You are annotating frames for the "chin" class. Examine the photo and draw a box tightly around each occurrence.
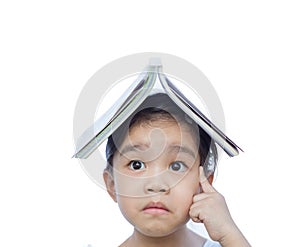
[136,220,188,238]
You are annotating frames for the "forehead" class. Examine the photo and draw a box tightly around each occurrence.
[123,119,199,152]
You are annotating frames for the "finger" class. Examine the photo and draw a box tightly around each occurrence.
[189,207,203,223]
[192,192,210,203]
[189,205,206,223]
[199,166,216,193]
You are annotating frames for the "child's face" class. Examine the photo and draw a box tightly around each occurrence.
[104,119,201,237]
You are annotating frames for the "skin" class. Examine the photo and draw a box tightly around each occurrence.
[103,119,251,247]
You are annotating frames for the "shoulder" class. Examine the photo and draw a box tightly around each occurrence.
[203,239,221,247]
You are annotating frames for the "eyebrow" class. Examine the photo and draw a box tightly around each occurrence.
[120,144,149,155]
[168,145,196,159]
[119,144,196,159]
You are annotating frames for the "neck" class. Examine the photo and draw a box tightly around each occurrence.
[122,226,206,247]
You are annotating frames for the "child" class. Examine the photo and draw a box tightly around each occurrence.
[103,93,250,247]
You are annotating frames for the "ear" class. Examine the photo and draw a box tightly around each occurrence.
[103,170,117,202]
[207,174,214,185]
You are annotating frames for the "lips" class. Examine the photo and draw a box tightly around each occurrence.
[143,202,170,215]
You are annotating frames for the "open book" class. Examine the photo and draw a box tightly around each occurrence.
[73,58,242,159]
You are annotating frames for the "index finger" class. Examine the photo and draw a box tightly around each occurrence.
[199,166,216,193]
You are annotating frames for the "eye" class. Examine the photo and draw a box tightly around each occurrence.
[129,160,146,170]
[169,161,188,172]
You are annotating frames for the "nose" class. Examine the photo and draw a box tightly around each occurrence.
[145,181,170,194]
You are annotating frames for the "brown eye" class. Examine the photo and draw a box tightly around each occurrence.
[169,161,188,172]
[129,160,145,170]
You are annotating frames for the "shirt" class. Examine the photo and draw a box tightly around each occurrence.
[203,239,221,247]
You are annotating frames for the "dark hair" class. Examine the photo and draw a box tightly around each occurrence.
[105,93,218,176]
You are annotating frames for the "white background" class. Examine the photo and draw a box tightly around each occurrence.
[1,1,299,246]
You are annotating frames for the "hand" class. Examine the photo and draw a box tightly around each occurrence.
[189,167,250,246]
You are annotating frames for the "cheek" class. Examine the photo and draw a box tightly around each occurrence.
[172,171,200,206]
[184,167,200,192]
[114,174,146,197]
[115,196,142,226]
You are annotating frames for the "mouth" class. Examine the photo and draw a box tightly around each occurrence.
[143,202,170,215]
